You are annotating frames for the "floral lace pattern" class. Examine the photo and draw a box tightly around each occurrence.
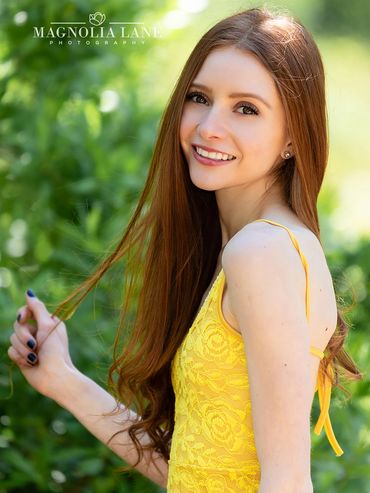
[167,270,261,492]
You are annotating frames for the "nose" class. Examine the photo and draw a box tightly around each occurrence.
[197,105,227,140]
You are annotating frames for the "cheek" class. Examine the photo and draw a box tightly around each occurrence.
[180,109,194,135]
[237,120,284,156]
[180,110,197,155]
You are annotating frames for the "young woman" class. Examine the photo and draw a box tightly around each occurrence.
[8,7,362,492]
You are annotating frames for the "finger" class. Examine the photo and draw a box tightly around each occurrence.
[16,305,35,324]
[18,305,61,327]
[25,291,55,331]
[9,333,38,365]
[13,321,38,349]
[8,345,35,368]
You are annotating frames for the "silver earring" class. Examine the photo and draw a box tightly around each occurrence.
[282,150,292,159]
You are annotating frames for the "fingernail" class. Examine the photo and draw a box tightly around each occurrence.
[17,313,21,322]
[27,353,37,363]
[27,339,36,350]
[27,289,36,298]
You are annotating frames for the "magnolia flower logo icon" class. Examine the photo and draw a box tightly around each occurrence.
[89,12,106,26]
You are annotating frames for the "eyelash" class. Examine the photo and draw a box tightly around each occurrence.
[185,91,259,116]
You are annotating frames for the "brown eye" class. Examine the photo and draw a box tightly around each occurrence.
[236,103,259,115]
[185,91,208,104]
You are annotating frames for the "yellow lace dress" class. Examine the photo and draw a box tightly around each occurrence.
[167,219,343,492]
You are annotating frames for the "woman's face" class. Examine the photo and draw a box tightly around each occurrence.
[180,46,290,192]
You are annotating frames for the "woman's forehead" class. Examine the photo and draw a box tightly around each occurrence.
[192,47,279,105]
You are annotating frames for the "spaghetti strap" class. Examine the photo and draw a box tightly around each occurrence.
[310,346,325,359]
[250,218,344,456]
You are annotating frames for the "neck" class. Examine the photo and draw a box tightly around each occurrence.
[215,180,291,245]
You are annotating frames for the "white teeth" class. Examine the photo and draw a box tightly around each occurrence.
[195,146,235,161]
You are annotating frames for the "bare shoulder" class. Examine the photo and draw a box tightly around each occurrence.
[222,220,337,346]
[222,221,308,319]
[223,218,320,261]
[222,219,311,284]
[223,219,297,259]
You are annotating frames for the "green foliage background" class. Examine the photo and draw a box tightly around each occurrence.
[0,1,369,492]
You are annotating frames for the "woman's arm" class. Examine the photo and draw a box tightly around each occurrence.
[54,366,168,488]
[258,476,313,493]
[8,294,168,488]
[223,228,314,488]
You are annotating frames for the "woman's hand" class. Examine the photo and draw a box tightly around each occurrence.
[8,293,169,487]
[8,290,76,400]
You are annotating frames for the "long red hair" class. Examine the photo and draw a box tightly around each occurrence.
[50,7,363,471]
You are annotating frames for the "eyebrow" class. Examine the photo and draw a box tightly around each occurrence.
[189,82,272,109]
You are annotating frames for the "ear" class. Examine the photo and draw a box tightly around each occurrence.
[282,137,293,154]
[280,138,294,160]
[284,135,292,149]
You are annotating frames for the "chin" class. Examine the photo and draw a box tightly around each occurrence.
[188,169,222,192]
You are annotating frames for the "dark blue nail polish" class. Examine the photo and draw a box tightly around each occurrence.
[27,289,36,297]
[27,353,37,363]
[17,314,21,322]
[27,339,36,350]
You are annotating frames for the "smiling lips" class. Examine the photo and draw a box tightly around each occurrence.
[192,144,236,161]
[191,145,236,167]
